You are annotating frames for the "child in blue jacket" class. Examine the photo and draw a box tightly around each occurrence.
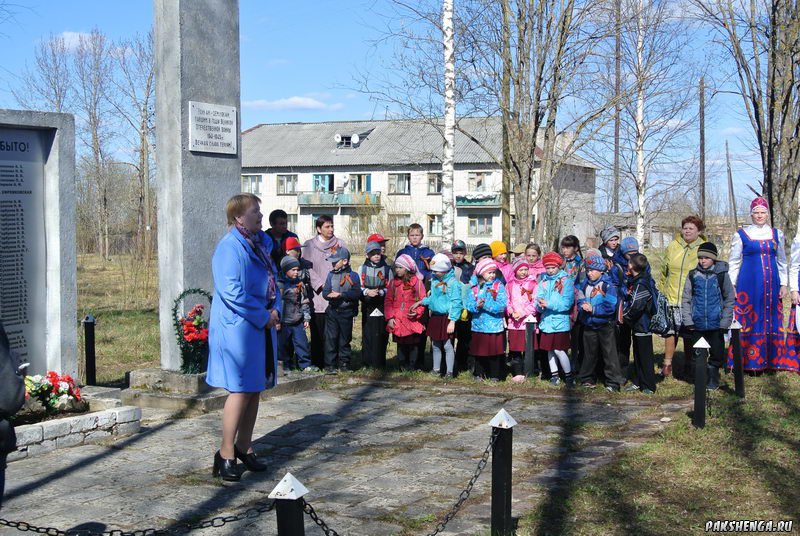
[680,242,734,389]
[413,253,463,378]
[537,252,575,386]
[576,256,625,390]
[465,258,507,381]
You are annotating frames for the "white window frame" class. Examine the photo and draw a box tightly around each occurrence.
[468,215,493,236]
[428,173,443,194]
[427,214,442,236]
[389,214,411,234]
[241,174,262,195]
[348,173,370,193]
[388,173,411,195]
[468,171,489,192]
[277,174,297,195]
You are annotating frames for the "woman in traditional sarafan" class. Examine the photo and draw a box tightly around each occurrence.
[727,197,789,372]
[778,232,800,373]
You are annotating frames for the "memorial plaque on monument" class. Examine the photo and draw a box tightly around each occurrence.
[188,101,238,155]
[0,129,47,366]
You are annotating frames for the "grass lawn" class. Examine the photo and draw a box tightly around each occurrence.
[517,372,800,536]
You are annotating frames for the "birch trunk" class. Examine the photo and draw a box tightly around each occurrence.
[634,0,646,246]
[441,0,456,245]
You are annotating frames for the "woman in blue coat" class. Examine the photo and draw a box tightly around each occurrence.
[206,193,281,481]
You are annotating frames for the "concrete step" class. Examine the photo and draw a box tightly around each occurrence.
[120,373,326,414]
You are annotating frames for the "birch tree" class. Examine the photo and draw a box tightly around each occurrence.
[586,0,699,244]
[362,0,618,245]
[441,0,456,245]
[12,34,72,112]
[74,29,115,260]
[110,31,156,260]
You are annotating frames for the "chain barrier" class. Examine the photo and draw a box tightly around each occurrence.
[297,429,499,536]
[3,430,501,536]
[424,428,498,536]
[0,499,276,536]
[302,499,341,536]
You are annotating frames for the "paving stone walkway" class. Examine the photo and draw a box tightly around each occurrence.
[1,379,690,536]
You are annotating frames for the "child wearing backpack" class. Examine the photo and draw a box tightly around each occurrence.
[413,253,463,378]
[385,254,427,371]
[576,255,625,391]
[465,258,508,381]
[536,252,576,386]
[360,240,393,369]
[622,253,657,393]
[506,257,538,382]
[680,242,734,389]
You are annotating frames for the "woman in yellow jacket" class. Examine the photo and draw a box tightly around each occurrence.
[660,215,706,377]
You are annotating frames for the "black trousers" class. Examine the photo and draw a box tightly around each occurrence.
[0,452,6,509]
[580,322,625,388]
[455,319,472,375]
[361,303,388,369]
[632,333,657,392]
[617,324,632,369]
[474,355,503,380]
[324,312,354,369]
[397,343,418,371]
[509,351,524,376]
[570,322,584,372]
[310,313,327,369]
[685,329,726,380]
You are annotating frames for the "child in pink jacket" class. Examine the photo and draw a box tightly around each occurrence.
[385,254,427,371]
[506,258,538,382]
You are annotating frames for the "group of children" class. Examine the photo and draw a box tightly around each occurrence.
[275,222,734,393]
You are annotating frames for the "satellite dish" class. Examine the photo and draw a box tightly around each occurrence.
[334,133,342,143]
[352,133,360,145]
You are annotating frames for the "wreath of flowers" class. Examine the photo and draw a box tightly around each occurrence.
[25,371,82,412]
[172,288,212,374]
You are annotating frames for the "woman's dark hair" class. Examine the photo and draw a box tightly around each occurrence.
[560,235,582,258]
[315,214,334,231]
[269,209,288,225]
[681,215,705,232]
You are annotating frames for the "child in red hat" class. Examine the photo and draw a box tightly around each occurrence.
[536,252,576,386]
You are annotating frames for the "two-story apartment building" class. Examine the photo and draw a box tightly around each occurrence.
[241,117,597,247]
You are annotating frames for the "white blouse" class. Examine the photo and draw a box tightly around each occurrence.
[728,224,787,287]
[789,237,800,292]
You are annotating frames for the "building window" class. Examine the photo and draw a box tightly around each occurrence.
[350,215,372,235]
[287,213,298,231]
[428,173,443,194]
[468,172,489,191]
[428,214,442,236]
[241,174,262,195]
[468,215,493,236]
[388,173,411,195]
[277,174,297,195]
[338,136,352,148]
[348,173,371,193]
[388,214,411,234]
[313,174,334,193]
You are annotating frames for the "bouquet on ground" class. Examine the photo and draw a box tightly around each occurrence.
[25,371,83,412]
[173,288,212,374]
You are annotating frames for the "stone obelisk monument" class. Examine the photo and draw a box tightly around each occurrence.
[154,0,242,370]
